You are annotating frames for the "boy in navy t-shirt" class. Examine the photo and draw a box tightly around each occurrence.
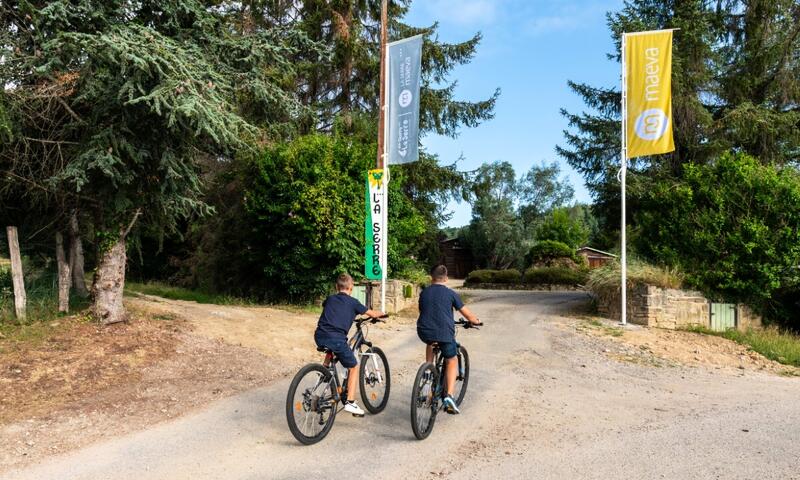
[315,273,385,416]
[417,265,481,414]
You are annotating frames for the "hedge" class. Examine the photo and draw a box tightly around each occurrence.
[523,267,588,285]
[465,269,522,284]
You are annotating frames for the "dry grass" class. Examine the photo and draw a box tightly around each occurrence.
[587,259,684,298]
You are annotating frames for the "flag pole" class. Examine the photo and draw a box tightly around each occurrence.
[378,0,388,312]
[620,32,628,326]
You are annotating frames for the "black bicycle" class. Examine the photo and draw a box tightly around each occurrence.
[410,318,481,440]
[286,315,390,445]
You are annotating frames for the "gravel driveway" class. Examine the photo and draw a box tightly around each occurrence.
[4,290,799,480]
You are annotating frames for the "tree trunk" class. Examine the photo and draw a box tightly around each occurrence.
[68,212,89,297]
[92,234,127,324]
[56,232,71,313]
[6,226,26,321]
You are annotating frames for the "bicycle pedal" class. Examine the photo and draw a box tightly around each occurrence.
[352,413,366,418]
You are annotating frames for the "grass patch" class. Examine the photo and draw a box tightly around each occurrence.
[272,303,323,315]
[125,281,250,305]
[581,319,624,337]
[683,325,800,367]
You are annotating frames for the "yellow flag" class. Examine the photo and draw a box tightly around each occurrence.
[625,30,675,158]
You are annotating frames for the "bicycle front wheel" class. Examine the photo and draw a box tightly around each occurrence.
[359,346,390,414]
[286,363,337,445]
[410,362,438,440]
[454,345,470,406]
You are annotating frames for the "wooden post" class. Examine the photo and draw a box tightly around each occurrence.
[68,212,89,297]
[376,0,388,169]
[6,226,26,321]
[56,232,71,313]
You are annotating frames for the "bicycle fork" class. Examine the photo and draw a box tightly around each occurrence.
[359,351,384,384]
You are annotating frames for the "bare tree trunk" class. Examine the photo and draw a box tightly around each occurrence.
[92,234,127,324]
[56,232,71,313]
[68,212,89,297]
[6,226,26,321]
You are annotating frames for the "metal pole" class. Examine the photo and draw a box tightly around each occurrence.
[620,32,628,326]
[379,0,388,312]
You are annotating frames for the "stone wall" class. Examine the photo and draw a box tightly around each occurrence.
[596,284,762,331]
[364,280,419,314]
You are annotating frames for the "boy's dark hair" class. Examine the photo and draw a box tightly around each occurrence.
[336,273,354,291]
[430,264,448,282]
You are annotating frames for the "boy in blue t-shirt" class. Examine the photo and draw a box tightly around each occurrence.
[417,265,481,414]
[315,273,385,416]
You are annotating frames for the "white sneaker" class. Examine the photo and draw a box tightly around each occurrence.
[344,401,365,416]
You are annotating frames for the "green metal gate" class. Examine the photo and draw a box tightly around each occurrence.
[710,303,737,331]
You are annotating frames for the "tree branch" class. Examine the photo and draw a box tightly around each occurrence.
[121,208,142,238]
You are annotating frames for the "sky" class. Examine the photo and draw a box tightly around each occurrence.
[402,0,624,227]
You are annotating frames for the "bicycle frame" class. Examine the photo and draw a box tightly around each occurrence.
[319,320,383,407]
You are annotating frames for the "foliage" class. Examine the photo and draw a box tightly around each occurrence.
[518,162,575,227]
[683,326,800,368]
[635,153,800,325]
[462,161,525,269]
[535,208,589,248]
[243,135,372,300]
[586,259,685,300]
[464,269,521,285]
[186,134,428,302]
[558,0,800,241]
[125,282,247,306]
[525,240,578,266]
[523,267,587,286]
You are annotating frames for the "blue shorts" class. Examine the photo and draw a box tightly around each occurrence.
[422,339,458,359]
[314,334,358,368]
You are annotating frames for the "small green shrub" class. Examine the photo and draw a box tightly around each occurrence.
[525,240,576,266]
[465,269,496,284]
[524,267,587,285]
[493,269,522,283]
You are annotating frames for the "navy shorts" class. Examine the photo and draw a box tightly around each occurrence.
[315,334,358,368]
[424,340,458,359]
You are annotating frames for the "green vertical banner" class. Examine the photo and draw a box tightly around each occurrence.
[387,35,423,164]
[365,169,386,280]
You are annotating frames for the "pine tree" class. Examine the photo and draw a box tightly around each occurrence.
[0,0,321,322]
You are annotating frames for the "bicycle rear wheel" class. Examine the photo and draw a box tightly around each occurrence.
[359,346,390,414]
[286,363,337,445]
[453,345,470,406]
[410,362,438,440]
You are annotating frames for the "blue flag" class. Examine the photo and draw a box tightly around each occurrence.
[387,35,423,164]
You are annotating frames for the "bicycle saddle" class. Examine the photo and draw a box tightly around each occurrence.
[316,346,334,354]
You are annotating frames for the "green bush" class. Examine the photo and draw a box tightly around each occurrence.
[465,269,522,284]
[635,152,800,326]
[525,240,577,266]
[524,267,587,285]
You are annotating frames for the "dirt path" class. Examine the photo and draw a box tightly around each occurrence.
[4,291,800,480]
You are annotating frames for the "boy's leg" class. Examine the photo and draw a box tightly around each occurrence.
[445,357,458,396]
[426,344,434,363]
[346,366,358,401]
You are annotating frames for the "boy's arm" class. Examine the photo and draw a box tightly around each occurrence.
[458,306,482,325]
[364,308,386,318]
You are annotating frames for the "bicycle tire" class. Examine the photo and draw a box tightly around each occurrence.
[286,363,337,445]
[410,362,438,440]
[359,346,391,414]
[454,345,470,406]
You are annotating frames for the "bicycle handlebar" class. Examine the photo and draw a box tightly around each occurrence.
[455,318,483,329]
[355,314,389,324]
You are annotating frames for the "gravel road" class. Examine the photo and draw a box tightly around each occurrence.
[4,290,799,480]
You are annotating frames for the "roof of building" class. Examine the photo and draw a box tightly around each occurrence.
[577,246,617,258]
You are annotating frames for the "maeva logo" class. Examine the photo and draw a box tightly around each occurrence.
[398,89,413,108]
[634,108,670,141]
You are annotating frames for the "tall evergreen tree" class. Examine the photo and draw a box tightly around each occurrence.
[0,0,320,322]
